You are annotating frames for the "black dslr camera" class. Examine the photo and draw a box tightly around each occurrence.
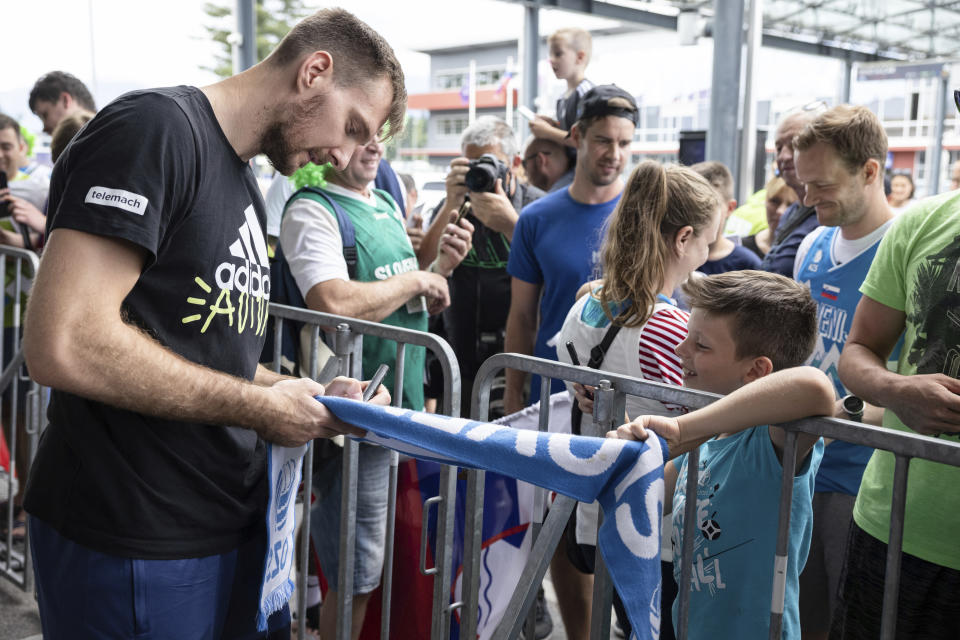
[464,154,508,193]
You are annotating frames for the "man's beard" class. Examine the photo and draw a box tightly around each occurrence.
[259,94,327,177]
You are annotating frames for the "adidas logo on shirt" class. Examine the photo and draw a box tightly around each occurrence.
[215,205,271,298]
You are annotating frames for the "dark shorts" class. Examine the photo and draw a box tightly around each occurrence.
[830,523,960,640]
[29,515,290,640]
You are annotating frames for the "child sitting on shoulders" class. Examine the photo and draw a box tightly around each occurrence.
[609,270,836,639]
[529,27,595,147]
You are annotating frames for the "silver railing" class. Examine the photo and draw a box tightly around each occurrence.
[0,246,43,592]
[463,353,960,640]
[267,302,461,640]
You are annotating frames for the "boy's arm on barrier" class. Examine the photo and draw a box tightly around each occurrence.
[24,228,363,447]
[503,277,541,415]
[610,367,835,468]
[840,295,960,436]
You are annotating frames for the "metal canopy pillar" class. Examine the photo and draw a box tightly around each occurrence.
[707,0,745,188]
[928,67,950,195]
[237,0,257,73]
[841,59,853,103]
[522,5,540,111]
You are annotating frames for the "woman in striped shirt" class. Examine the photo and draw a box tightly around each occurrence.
[554,160,724,640]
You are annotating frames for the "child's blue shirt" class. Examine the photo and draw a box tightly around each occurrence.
[671,426,824,639]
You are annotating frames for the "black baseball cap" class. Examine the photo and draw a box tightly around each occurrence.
[576,85,639,125]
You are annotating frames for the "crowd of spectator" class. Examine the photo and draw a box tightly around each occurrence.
[2,10,958,640]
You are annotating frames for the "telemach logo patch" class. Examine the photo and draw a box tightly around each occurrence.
[84,186,148,215]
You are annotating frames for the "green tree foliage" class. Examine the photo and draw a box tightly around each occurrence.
[201,0,310,78]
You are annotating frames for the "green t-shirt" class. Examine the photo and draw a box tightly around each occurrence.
[854,190,960,570]
[725,188,768,237]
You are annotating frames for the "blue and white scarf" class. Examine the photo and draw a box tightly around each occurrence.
[256,442,308,631]
[316,398,669,640]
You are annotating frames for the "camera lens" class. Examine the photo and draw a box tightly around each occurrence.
[465,164,497,192]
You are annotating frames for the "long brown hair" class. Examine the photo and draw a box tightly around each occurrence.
[598,161,720,328]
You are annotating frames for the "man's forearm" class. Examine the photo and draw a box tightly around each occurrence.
[305,272,425,323]
[503,309,537,410]
[27,307,281,433]
[255,364,293,387]
[838,342,900,408]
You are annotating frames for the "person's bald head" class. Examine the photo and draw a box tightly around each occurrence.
[521,136,572,191]
[774,111,815,194]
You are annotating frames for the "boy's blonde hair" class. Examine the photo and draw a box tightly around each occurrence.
[682,271,817,371]
[548,28,592,64]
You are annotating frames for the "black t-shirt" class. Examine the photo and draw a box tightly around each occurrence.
[24,86,272,559]
[555,78,595,132]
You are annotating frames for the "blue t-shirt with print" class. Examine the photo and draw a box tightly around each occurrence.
[507,186,618,404]
[672,426,823,640]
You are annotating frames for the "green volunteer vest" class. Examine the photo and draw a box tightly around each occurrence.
[291,187,426,410]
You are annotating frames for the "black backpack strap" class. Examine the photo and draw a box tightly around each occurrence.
[290,186,358,280]
[571,317,624,436]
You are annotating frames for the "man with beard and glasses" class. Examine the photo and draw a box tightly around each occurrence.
[21,9,404,639]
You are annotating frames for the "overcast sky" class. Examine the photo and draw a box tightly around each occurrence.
[4,0,622,133]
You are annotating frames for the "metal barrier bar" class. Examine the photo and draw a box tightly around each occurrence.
[768,431,799,639]
[380,342,406,639]
[880,454,911,639]
[336,323,361,640]
[466,353,960,640]
[265,303,461,640]
[589,381,616,640]
[522,374,553,639]
[0,246,42,592]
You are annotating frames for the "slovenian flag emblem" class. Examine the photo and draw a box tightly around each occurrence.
[821,284,840,301]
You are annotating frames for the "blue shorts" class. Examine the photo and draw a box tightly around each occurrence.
[310,442,390,594]
[29,515,290,639]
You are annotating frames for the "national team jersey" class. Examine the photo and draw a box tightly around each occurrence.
[796,225,899,496]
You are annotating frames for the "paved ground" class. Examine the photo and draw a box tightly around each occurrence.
[0,569,41,640]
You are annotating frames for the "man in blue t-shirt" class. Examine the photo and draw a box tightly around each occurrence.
[504,84,637,413]
[792,104,896,638]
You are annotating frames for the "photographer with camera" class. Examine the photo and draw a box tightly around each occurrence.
[420,117,545,417]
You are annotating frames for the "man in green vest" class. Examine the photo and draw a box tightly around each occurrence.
[278,136,473,638]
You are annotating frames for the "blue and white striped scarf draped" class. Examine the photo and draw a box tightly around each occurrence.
[258,398,668,640]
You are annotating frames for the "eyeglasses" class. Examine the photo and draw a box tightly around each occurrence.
[953,89,960,116]
[522,150,552,166]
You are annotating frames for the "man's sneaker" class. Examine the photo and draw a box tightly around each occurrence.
[534,587,553,639]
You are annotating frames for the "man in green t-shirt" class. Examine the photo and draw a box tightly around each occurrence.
[834,188,960,637]
[278,136,473,638]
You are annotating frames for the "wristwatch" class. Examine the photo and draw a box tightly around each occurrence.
[841,395,864,422]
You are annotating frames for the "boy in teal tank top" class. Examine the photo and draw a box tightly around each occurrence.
[277,137,474,636]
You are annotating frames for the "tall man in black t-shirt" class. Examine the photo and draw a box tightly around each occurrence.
[21,9,405,638]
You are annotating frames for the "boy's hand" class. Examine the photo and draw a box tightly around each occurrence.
[528,116,563,140]
[607,415,680,450]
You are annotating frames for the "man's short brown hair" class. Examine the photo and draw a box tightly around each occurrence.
[682,271,817,371]
[793,104,887,175]
[268,8,406,140]
[690,161,734,202]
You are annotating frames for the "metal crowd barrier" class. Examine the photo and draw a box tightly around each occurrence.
[0,246,43,592]
[464,353,960,640]
[267,302,462,640]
